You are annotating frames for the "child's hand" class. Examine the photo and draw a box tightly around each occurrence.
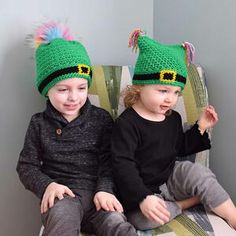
[139,195,170,225]
[40,182,75,214]
[198,105,219,134]
[93,191,123,213]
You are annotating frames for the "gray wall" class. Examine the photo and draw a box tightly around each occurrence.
[154,0,236,203]
[0,1,153,235]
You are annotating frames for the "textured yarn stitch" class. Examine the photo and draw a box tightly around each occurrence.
[133,35,188,90]
[35,38,92,96]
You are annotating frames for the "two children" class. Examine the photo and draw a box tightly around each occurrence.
[17,23,236,234]
[111,29,236,230]
[17,23,137,236]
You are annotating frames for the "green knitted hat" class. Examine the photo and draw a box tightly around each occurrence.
[34,22,92,96]
[128,29,195,90]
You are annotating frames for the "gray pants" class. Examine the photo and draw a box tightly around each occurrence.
[127,161,229,230]
[41,189,137,236]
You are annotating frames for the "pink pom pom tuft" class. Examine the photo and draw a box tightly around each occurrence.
[34,22,73,48]
[128,28,145,52]
[182,41,195,65]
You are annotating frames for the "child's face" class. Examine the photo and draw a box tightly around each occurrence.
[47,78,88,122]
[139,84,181,116]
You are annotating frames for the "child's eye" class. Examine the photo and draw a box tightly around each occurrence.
[78,87,86,90]
[159,89,167,93]
[58,88,68,92]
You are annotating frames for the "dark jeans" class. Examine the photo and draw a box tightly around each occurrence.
[41,189,137,236]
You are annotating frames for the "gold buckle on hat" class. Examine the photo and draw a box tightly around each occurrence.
[160,70,177,82]
[78,64,90,76]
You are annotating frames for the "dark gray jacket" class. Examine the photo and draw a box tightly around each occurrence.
[17,99,114,199]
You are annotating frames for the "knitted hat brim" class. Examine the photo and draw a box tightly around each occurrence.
[133,79,185,90]
[40,73,92,96]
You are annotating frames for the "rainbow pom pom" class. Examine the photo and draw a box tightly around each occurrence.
[128,28,145,52]
[34,22,73,48]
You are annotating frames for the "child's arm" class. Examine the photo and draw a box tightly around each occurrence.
[40,182,75,213]
[111,116,153,211]
[176,106,216,157]
[95,111,115,194]
[93,111,123,212]
[197,105,218,134]
[17,115,76,214]
[93,191,123,213]
[16,115,54,199]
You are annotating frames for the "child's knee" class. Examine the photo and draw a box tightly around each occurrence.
[43,196,81,224]
[94,211,137,235]
[105,211,127,225]
[127,210,159,230]
[176,161,215,185]
[189,163,216,186]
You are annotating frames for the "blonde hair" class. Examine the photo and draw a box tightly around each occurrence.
[122,84,173,116]
[122,85,143,108]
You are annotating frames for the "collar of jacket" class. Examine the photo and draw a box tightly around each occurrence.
[44,98,92,127]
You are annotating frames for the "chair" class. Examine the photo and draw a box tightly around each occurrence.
[39,64,235,236]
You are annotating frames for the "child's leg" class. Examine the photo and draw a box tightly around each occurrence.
[168,161,235,229]
[160,182,200,211]
[41,195,82,236]
[79,189,138,236]
[125,184,200,231]
[85,210,138,236]
[212,198,236,229]
[176,196,200,210]
[126,194,182,231]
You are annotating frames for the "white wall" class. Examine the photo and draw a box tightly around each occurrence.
[154,0,236,203]
[0,0,153,235]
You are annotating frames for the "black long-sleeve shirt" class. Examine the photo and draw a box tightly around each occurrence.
[111,107,211,211]
[17,99,114,199]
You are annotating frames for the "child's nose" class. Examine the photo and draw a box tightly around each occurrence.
[165,95,172,102]
[68,90,78,101]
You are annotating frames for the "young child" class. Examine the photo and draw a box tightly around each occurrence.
[16,22,137,236]
[111,29,236,231]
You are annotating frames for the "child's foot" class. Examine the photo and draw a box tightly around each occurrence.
[212,199,236,230]
[227,217,236,230]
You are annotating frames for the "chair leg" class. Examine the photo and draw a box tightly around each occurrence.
[39,225,44,236]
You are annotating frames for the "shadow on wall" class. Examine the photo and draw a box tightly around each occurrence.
[0,40,44,235]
